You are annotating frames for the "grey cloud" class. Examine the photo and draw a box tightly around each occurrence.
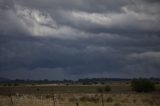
[16,0,129,13]
[1,0,160,36]
[0,0,14,10]
[144,0,160,3]
[128,51,160,63]
[0,0,160,79]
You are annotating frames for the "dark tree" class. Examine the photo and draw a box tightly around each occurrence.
[131,79,155,92]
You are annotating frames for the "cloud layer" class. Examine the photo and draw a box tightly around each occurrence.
[0,0,160,80]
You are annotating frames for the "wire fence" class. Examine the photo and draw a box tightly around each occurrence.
[0,96,157,106]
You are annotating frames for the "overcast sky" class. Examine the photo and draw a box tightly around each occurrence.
[0,0,160,80]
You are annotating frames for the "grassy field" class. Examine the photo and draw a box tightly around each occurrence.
[0,83,160,106]
[0,93,160,106]
[0,83,133,95]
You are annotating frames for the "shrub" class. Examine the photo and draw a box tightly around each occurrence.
[3,84,7,86]
[94,82,98,85]
[46,95,52,99]
[101,82,105,85]
[7,83,12,86]
[133,99,137,103]
[36,88,40,91]
[131,79,155,92]
[14,83,19,86]
[104,85,111,92]
[114,103,121,106]
[79,96,99,103]
[97,87,104,93]
[106,97,113,102]
[97,85,111,93]
[66,83,69,86]
[69,97,78,102]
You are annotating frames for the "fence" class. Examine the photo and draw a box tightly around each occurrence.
[1,96,157,106]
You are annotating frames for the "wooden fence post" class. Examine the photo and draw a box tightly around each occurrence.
[10,95,14,106]
[76,102,79,106]
[101,92,104,106]
[52,89,56,106]
[9,86,14,106]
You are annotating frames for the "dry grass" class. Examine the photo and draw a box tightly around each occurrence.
[0,93,159,106]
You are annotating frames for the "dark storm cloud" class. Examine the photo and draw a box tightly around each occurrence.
[15,0,129,12]
[145,0,160,3]
[0,0,160,80]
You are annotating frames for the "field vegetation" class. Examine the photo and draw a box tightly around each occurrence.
[0,82,160,106]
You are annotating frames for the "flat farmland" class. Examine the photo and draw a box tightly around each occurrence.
[0,84,160,106]
[0,84,132,95]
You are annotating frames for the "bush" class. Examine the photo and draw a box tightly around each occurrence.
[3,84,7,86]
[79,96,89,102]
[97,85,111,93]
[14,83,19,86]
[114,103,121,106]
[7,83,12,86]
[69,97,78,102]
[88,96,100,103]
[36,88,40,91]
[104,85,111,92]
[79,96,99,103]
[97,87,104,93]
[131,79,155,92]
[106,97,113,102]
[101,82,105,85]
[46,95,52,99]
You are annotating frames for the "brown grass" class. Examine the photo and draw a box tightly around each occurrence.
[0,93,159,106]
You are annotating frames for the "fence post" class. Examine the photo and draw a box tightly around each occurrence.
[76,102,79,106]
[101,92,104,106]
[10,95,14,106]
[52,89,56,106]
[9,87,14,106]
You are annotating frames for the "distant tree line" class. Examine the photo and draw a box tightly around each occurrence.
[0,77,159,86]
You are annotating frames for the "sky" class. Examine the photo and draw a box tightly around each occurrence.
[0,0,160,80]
